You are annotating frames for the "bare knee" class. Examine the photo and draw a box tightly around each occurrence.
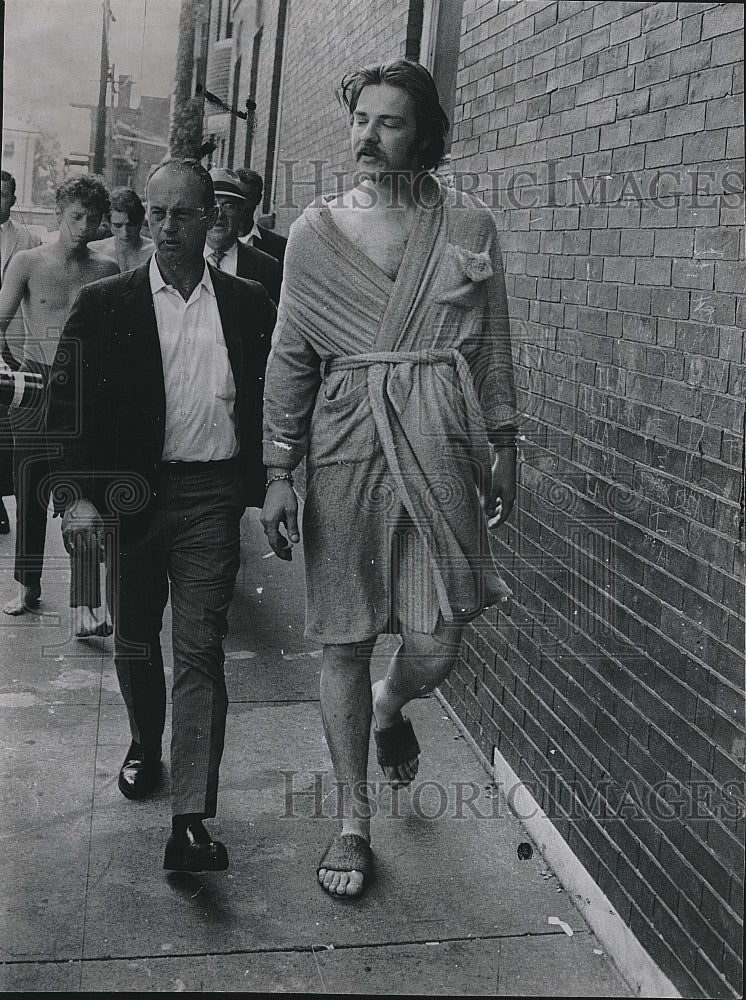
[322,639,375,676]
[399,627,462,669]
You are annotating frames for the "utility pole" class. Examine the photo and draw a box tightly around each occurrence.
[92,0,114,175]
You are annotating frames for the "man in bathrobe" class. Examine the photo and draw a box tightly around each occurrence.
[261,60,518,897]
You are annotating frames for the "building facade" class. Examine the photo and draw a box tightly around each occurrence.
[72,78,170,199]
[187,2,745,996]
[2,118,41,210]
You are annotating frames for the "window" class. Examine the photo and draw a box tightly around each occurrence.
[421,0,465,155]
[193,20,209,97]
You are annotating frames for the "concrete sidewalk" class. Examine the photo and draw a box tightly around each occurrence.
[0,502,632,994]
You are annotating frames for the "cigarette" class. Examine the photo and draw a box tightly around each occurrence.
[263,551,275,558]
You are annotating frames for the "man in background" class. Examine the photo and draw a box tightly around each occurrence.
[0,169,41,534]
[0,174,118,619]
[205,168,281,304]
[235,168,287,275]
[89,187,154,271]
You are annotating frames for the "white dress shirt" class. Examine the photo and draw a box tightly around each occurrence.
[149,255,238,462]
[238,222,261,246]
[204,240,238,276]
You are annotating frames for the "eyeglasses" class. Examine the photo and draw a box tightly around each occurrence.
[149,207,208,224]
[215,199,243,215]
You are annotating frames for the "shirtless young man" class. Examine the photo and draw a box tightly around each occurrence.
[261,61,518,897]
[0,174,118,622]
[89,187,154,272]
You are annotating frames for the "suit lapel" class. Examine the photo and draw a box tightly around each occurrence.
[211,265,243,392]
[121,263,166,435]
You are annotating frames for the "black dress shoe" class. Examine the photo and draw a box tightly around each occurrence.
[117,741,161,799]
[163,820,229,872]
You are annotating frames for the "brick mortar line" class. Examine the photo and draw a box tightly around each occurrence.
[519,456,743,547]
[503,567,745,714]
[511,503,744,638]
[503,518,744,663]
[489,591,745,772]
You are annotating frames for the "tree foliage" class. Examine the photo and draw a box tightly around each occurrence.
[169,0,209,158]
[32,133,63,207]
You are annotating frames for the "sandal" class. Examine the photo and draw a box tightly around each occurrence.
[317,833,373,897]
[373,715,421,786]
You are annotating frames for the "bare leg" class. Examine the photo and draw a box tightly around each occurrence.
[70,536,112,637]
[73,605,113,638]
[372,622,463,785]
[317,639,376,897]
[4,583,41,615]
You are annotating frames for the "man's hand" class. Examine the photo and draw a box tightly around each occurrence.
[61,499,104,557]
[260,479,299,560]
[485,446,517,529]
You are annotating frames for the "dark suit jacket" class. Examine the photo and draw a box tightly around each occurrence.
[47,261,276,538]
[236,242,281,305]
[254,226,287,273]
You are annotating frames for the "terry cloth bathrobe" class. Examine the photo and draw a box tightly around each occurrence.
[263,175,518,644]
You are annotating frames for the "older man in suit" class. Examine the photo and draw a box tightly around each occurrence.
[235,168,288,274]
[48,159,276,871]
[0,170,41,533]
[204,168,281,304]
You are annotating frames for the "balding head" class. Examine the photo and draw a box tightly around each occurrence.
[146,158,215,212]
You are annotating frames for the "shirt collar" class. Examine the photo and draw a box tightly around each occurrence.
[240,222,261,244]
[204,240,238,262]
[149,253,215,299]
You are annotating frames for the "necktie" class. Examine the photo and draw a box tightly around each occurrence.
[211,250,225,270]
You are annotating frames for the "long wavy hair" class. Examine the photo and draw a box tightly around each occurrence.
[337,60,450,172]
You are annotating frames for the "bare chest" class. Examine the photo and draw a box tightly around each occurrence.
[332,208,416,281]
[26,260,104,326]
[118,244,150,271]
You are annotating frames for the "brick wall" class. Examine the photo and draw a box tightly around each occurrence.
[440,2,745,997]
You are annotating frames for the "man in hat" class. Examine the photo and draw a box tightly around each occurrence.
[205,168,281,304]
[235,169,288,274]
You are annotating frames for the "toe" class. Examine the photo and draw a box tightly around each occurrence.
[345,870,364,896]
[324,870,340,893]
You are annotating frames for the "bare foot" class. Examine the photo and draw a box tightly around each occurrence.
[3,585,41,616]
[372,679,420,786]
[74,605,113,638]
[317,832,372,897]
[318,866,366,896]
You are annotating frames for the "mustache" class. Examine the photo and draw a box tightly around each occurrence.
[356,144,382,158]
